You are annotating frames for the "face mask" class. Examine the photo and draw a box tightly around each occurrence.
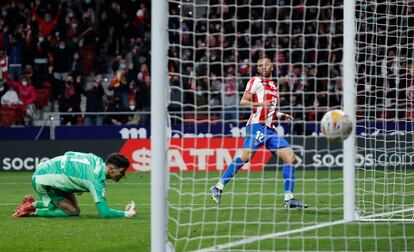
[129,105,135,111]
[196,91,203,96]
[2,11,7,17]
[39,37,44,42]
[120,63,126,69]
[59,44,65,49]
[45,17,51,23]
[66,80,73,85]
[71,23,78,29]
[22,81,28,86]
[74,54,79,60]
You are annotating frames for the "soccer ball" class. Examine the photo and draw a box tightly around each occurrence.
[320,110,353,141]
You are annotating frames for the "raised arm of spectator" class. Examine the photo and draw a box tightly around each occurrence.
[32,7,46,27]
[5,78,20,90]
[51,5,62,26]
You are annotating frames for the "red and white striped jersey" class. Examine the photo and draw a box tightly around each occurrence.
[244,76,279,130]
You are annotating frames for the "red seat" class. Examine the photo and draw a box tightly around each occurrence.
[0,108,15,126]
[0,105,26,126]
[35,88,51,108]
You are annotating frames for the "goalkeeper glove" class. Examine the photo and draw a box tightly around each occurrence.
[124,201,136,217]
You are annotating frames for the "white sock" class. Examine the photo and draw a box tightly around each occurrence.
[284,193,294,201]
[215,182,224,190]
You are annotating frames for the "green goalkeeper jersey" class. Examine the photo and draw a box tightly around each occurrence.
[33,151,125,218]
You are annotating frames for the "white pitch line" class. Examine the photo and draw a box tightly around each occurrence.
[360,207,414,220]
[0,181,338,185]
[193,219,351,252]
[0,203,342,207]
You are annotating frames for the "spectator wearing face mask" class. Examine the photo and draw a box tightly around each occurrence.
[33,33,49,81]
[82,74,105,126]
[5,74,36,109]
[71,52,84,77]
[23,65,37,88]
[58,73,78,125]
[51,40,71,81]
[108,59,129,109]
[32,5,61,39]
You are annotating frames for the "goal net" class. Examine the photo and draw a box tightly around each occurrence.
[163,0,414,251]
[355,0,414,221]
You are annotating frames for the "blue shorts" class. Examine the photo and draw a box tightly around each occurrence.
[243,124,290,151]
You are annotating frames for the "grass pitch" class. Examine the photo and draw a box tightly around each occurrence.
[168,170,414,251]
[1,171,413,251]
[0,172,150,252]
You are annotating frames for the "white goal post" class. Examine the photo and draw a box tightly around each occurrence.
[151,0,168,252]
[343,0,357,222]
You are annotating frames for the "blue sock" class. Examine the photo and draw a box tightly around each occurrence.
[219,157,244,185]
[282,164,295,194]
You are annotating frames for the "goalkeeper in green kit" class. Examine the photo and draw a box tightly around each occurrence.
[12,152,136,218]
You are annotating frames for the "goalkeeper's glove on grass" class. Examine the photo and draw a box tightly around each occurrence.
[125,201,136,217]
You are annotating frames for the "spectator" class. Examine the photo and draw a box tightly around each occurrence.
[51,40,71,81]
[0,78,9,102]
[71,52,84,77]
[82,74,105,126]
[0,49,8,80]
[169,75,183,124]
[5,75,36,109]
[136,75,151,125]
[195,84,208,113]
[104,95,129,125]
[32,34,49,82]
[4,32,24,80]
[5,74,37,122]
[32,5,61,39]
[58,73,79,125]
[108,58,129,109]
[221,73,239,124]
[23,65,37,87]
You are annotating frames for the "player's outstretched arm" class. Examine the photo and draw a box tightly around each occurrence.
[277,112,294,121]
[95,201,136,218]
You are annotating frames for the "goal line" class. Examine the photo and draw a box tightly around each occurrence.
[359,207,414,222]
[193,219,351,252]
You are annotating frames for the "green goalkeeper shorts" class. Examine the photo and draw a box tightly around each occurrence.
[32,176,71,208]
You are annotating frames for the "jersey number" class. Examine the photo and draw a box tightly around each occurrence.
[255,131,265,142]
